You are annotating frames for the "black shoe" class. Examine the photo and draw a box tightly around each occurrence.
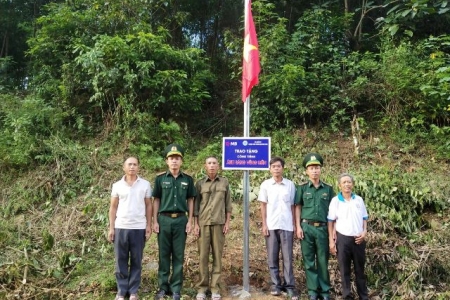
[309,296,318,300]
[322,297,330,300]
[155,289,166,300]
[172,292,181,300]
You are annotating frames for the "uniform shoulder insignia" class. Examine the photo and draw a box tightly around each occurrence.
[181,171,193,178]
[156,171,166,176]
[322,181,332,187]
[298,181,308,186]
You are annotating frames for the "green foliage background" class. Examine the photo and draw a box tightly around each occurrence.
[0,0,449,298]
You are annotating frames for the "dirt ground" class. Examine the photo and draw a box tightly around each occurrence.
[175,200,342,300]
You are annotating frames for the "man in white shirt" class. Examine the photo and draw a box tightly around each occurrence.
[258,156,298,300]
[108,157,152,300]
[327,173,369,300]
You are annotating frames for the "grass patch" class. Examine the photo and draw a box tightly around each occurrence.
[1,129,449,299]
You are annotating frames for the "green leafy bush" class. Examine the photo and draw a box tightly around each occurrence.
[0,93,62,167]
[355,167,447,233]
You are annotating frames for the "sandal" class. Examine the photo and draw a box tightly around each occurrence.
[211,293,221,300]
[115,296,125,300]
[196,293,206,300]
[270,286,281,296]
[286,289,299,300]
[129,294,138,300]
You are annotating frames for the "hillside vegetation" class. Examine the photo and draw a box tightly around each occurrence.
[1,0,450,299]
[1,129,449,299]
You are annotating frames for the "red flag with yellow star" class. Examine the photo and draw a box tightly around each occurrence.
[242,0,260,102]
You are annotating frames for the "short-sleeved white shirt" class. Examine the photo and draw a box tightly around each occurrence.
[257,177,296,231]
[111,176,152,229]
[327,192,368,236]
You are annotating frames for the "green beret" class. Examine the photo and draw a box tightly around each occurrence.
[302,153,323,168]
[165,143,184,158]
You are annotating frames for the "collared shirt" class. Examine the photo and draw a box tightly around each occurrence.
[327,192,369,236]
[152,171,196,213]
[258,177,296,231]
[295,180,335,223]
[111,176,152,229]
[194,175,232,225]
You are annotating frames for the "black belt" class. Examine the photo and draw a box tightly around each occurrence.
[302,219,327,227]
[159,212,185,218]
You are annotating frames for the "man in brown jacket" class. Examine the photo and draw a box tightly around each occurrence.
[194,156,232,300]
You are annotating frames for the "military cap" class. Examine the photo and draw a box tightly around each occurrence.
[302,153,323,168]
[165,143,184,158]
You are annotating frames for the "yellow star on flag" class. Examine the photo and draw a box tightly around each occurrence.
[243,34,258,63]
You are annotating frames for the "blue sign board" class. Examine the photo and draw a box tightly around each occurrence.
[222,137,271,170]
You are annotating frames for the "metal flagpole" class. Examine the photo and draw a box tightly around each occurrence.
[241,0,259,295]
[243,95,250,293]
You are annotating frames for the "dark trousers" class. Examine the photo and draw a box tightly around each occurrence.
[336,232,368,300]
[265,229,295,290]
[157,214,188,293]
[114,228,146,296]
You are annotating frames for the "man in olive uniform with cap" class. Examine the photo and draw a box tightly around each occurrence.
[295,153,335,300]
[153,144,196,300]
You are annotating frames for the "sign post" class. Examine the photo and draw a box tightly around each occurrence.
[222,137,271,170]
[222,137,270,295]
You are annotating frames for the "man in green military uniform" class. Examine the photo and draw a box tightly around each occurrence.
[153,144,196,300]
[295,153,335,300]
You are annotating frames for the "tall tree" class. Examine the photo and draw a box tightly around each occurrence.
[27,0,213,135]
[0,0,55,88]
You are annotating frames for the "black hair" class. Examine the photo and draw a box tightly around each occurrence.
[269,156,285,167]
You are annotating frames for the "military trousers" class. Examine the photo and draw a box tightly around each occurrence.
[196,224,225,294]
[300,223,330,297]
[157,214,188,293]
